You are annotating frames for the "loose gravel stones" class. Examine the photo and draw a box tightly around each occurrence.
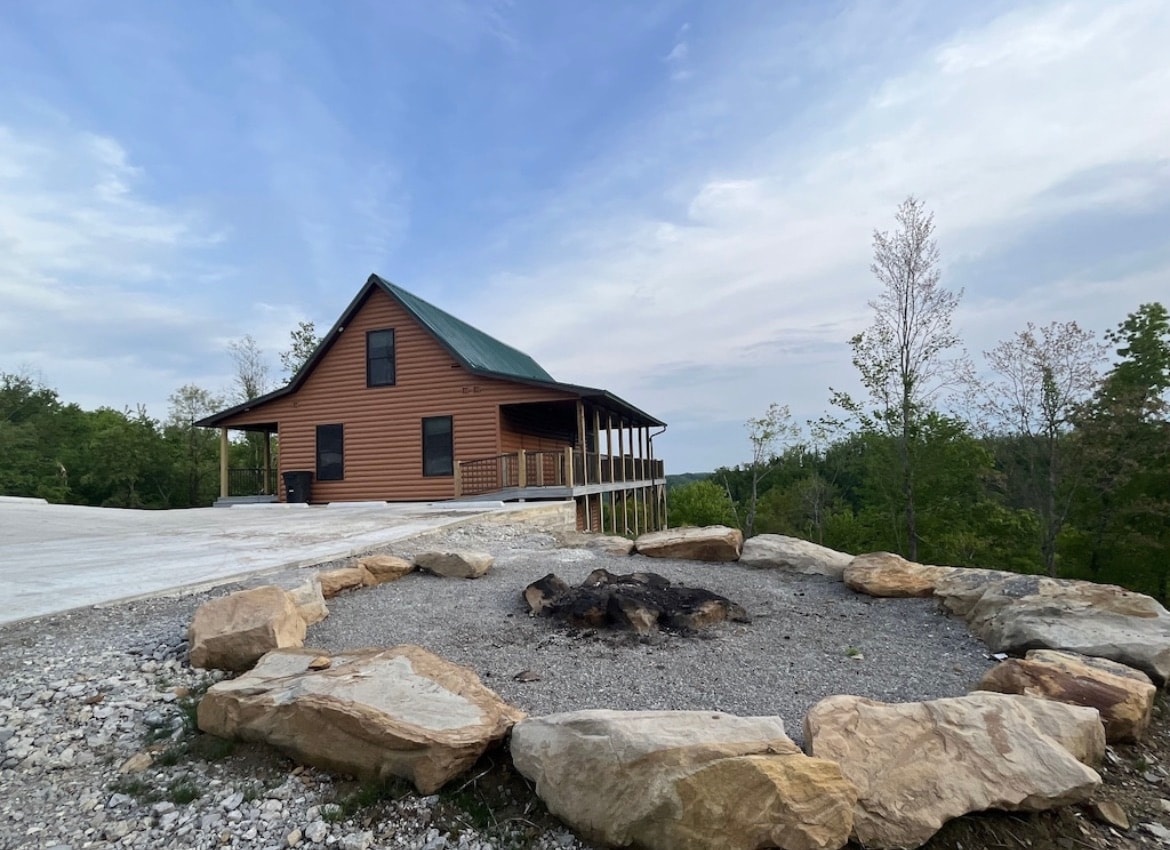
[0,522,996,849]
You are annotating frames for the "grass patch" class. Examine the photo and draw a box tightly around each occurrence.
[109,776,162,804]
[323,776,413,822]
[167,775,202,805]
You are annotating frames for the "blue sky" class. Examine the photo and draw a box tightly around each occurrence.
[1,1,1168,473]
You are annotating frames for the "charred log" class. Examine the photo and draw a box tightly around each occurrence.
[522,572,749,635]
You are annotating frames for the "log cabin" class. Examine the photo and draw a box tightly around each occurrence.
[196,274,667,532]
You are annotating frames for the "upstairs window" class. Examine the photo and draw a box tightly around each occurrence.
[367,329,396,386]
[422,416,453,477]
[316,424,344,481]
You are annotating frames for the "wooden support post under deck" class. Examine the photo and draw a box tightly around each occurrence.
[261,432,272,495]
[639,427,648,534]
[606,413,615,535]
[453,461,463,498]
[219,427,229,499]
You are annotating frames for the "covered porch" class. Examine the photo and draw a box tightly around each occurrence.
[213,421,279,505]
[457,397,667,534]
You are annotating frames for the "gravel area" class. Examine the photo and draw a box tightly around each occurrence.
[0,521,998,849]
[313,525,996,743]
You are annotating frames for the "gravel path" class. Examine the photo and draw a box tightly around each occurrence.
[0,522,997,850]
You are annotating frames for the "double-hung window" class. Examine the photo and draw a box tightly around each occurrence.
[422,416,453,477]
[367,329,395,387]
[316,424,344,481]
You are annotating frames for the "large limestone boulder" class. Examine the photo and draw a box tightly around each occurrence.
[634,526,743,562]
[740,535,852,579]
[285,577,329,626]
[978,649,1157,743]
[357,554,414,585]
[934,571,1170,685]
[511,709,856,850]
[415,550,494,579]
[843,552,954,597]
[189,586,307,672]
[555,530,636,556]
[805,693,1104,849]
[316,566,371,598]
[198,646,523,794]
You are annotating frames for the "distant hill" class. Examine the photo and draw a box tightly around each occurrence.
[666,472,712,489]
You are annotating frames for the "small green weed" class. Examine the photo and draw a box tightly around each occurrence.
[109,776,161,804]
[844,646,863,658]
[168,775,202,805]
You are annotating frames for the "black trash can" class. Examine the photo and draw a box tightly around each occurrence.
[283,470,313,504]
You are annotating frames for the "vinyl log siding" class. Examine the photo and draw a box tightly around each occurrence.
[215,288,576,502]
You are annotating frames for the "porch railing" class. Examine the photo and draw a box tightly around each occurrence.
[228,467,279,497]
[456,449,665,497]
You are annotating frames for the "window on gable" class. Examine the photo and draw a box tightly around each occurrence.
[316,424,344,481]
[367,329,396,387]
[422,416,453,477]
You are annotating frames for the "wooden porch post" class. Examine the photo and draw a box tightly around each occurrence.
[453,461,463,498]
[564,446,575,487]
[605,412,615,535]
[639,427,648,534]
[261,432,272,495]
[618,419,627,535]
[219,427,229,499]
[575,401,587,528]
[592,408,602,531]
[518,449,527,488]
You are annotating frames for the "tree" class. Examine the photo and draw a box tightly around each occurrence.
[227,334,270,403]
[227,334,271,469]
[741,403,798,538]
[668,480,737,528]
[982,321,1107,575]
[1072,303,1170,597]
[280,320,321,379]
[165,384,225,506]
[830,196,969,560]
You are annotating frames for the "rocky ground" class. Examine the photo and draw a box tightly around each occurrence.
[3,523,1170,850]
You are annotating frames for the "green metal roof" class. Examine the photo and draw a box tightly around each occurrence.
[373,275,555,382]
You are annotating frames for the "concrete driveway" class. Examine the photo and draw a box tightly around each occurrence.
[0,496,555,626]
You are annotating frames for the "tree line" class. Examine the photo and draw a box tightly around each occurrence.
[0,323,320,509]
[669,197,1170,601]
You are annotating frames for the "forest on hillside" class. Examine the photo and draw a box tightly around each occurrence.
[668,198,1170,602]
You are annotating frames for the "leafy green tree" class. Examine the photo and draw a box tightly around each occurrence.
[79,406,169,508]
[741,403,798,537]
[1070,303,1170,598]
[164,384,225,507]
[0,372,73,501]
[668,480,737,528]
[280,320,322,379]
[982,321,1106,575]
[830,196,970,560]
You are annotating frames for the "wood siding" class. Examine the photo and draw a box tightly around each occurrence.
[216,289,576,502]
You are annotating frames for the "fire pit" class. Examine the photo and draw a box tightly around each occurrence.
[522,568,749,635]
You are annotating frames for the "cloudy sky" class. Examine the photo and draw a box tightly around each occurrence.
[2,1,1168,473]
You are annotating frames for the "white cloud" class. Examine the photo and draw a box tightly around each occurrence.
[457,0,1170,470]
[0,117,232,412]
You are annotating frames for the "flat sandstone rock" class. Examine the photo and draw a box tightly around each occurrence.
[634,526,743,562]
[198,645,524,794]
[414,550,494,579]
[512,709,856,850]
[188,586,306,672]
[805,692,1104,849]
